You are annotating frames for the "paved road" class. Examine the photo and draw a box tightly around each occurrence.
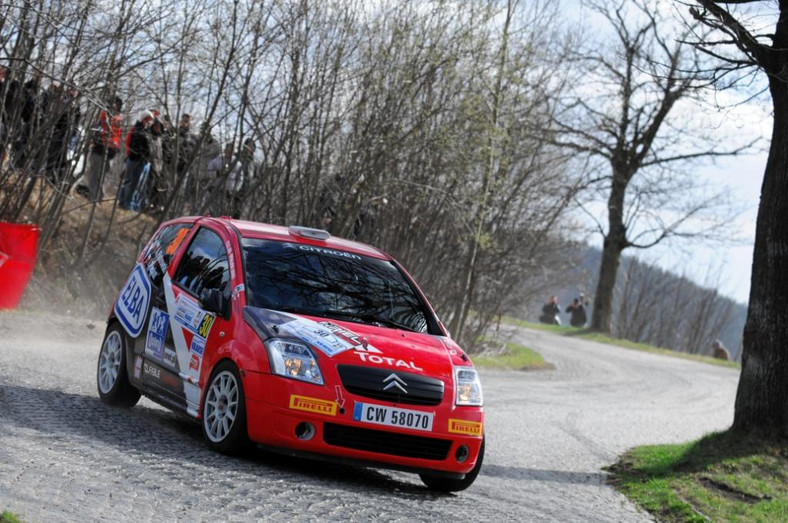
[0,312,740,522]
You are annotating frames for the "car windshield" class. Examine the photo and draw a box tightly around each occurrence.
[242,239,434,333]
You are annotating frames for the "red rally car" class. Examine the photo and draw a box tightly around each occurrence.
[97,216,484,491]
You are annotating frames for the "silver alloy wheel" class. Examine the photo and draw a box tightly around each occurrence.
[98,330,123,394]
[204,370,240,443]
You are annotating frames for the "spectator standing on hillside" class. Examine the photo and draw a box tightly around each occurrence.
[167,113,197,206]
[232,137,256,217]
[12,71,43,169]
[539,295,561,325]
[192,123,220,214]
[0,66,20,166]
[118,110,154,210]
[140,114,167,212]
[710,340,731,361]
[77,96,123,201]
[566,294,590,328]
[42,84,81,183]
[207,142,241,217]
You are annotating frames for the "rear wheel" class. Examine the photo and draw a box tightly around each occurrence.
[202,360,249,454]
[420,436,485,492]
[96,323,141,407]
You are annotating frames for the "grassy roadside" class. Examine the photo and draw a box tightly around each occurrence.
[607,431,788,522]
[472,340,552,371]
[1,512,21,523]
[502,316,740,369]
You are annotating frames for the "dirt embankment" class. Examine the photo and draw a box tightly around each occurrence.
[16,191,160,319]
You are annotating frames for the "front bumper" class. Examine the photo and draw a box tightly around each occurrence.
[242,370,483,476]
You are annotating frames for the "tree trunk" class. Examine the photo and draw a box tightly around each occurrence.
[732,77,788,436]
[591,174,628,332]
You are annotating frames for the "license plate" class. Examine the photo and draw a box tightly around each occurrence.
[353,402,434,431]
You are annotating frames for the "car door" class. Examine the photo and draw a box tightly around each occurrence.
[162,225,233,417]
[130,223,193,411]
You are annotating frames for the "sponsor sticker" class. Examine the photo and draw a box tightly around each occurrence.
[273,313,384,357]
[281,317,352,357]
[289,395,337,416]
[133,355,143,379]
[319,321,381,353]
[173,293,213,339]
[143,362,161,380]
[166,227,189,257]
[115,264,151,338]
[353,352,423,371]
[225,239,236,279]
[163,347,178,369]
[189,353,200,371]
[144,307,169,360]
[448,419,483,437]
[189,336,205,357]
[288,243,362,260]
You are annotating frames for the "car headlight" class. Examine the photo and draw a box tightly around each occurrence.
[454,367,483,406]
[265,339,324,385]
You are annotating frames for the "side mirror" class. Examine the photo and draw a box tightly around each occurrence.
[200,288,228,318]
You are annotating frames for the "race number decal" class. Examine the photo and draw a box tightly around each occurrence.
[115,264,151,338]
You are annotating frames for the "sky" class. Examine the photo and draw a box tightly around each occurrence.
[561,0,771,306]
[640,154,766,305]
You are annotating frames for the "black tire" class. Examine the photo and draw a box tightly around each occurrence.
[201,360,250,454]
[420,436,485,493]
[96,323,141,407]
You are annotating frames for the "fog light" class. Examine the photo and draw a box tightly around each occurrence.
[455,445,469,463]
[295,422,315,441]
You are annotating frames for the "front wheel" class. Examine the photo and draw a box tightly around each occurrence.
[202,360,250,454]
[420,436,485,493]
[96,323,141,407]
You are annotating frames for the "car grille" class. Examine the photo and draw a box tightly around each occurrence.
[323,423,451,461]
[336,365,444,406]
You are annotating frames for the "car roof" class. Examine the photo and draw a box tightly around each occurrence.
[178,216,391,260]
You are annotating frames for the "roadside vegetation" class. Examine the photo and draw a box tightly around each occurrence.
[607,431,788,522]
[1,512,21,523]
[502,317,740,369]
[472,340,552,371]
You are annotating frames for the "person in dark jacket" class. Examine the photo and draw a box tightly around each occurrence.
[565,294,590,328]
[539,295,561,325]
[118,110,154,210]
[43,84,81,183]
[0,66,19,166]
[710,340,731,361]
[141,114,168,212]
[11,71,42,169]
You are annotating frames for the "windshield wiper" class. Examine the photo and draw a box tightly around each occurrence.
[321,310,417,332]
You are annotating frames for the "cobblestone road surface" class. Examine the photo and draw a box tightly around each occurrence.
[0,313,739,521]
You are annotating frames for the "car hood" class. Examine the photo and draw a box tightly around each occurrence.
[243,307,469,378]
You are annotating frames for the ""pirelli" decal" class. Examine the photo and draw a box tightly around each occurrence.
[448,419,483,436]
[289,395,337,416]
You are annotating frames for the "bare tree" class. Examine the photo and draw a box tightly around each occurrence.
[685,0,788,436]
[549,0,747,334]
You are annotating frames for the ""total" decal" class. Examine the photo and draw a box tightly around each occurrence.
[354,352,423,371]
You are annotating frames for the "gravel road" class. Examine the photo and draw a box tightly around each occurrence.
[0,312,740,522]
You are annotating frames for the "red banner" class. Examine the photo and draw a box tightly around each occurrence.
[0,222,40,309]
